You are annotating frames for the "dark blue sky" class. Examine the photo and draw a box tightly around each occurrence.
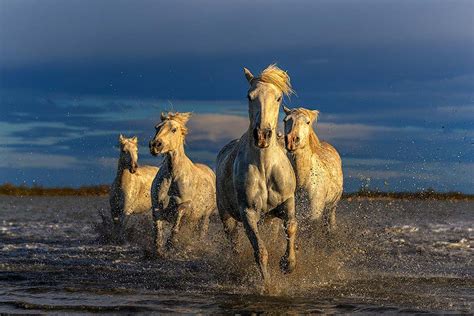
[0,0,473,192]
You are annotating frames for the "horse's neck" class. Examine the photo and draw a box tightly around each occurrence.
[116,158,127,180]
[116,165,133,190]
[165,145,193,177]
[290,144,313,188]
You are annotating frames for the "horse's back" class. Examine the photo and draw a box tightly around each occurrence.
[122,166,159,214]
[217,138,240,166]
[137,165,160,182]
[320,142,342,168]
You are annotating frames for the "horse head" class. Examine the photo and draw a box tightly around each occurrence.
[283,106,319,152]
[119,134,139,173]
[244,64,293,148]
[149,112,192,156]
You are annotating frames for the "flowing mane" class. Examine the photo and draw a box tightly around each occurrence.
[308,129,321,153]
[160,111,192,136]
[256,64,294,96]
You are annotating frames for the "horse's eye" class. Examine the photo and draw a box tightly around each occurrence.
[277,96,282,102]
[306,121,311,125]
[171,128,177,133]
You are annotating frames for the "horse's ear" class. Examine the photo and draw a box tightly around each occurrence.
[131,136,138,143]
[243,67,254,83]
[160,112,167,121]
[310,110,320,123]
[119,134,124,142]
[283,105,292,115]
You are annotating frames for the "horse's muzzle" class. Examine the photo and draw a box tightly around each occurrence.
[253,127,272,148]
[285,134,300,152]
[149,140,162,156]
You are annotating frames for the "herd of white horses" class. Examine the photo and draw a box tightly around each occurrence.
[109,64,343,287]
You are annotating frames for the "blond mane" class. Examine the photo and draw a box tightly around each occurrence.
[256,64,294,96]
[160,112,192,136]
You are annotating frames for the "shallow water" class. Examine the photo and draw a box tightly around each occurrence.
[0,196,472,314]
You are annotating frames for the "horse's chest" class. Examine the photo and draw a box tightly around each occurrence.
[241,165,289,211]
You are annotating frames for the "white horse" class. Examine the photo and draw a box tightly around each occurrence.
[283,107,343,234]
[149,112,216,254]
[216,65,297,286]
[110,134,159,227]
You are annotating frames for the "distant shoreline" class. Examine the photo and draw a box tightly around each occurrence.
[0,183,472,200]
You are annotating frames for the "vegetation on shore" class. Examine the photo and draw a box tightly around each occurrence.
[0,183,109,196]
[342,189,474,201]
[0,183,472,200]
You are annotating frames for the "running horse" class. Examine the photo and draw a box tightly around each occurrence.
[283,106,343,234]
[216,65,297,286]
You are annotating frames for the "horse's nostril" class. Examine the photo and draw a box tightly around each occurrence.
[295,136,300,143]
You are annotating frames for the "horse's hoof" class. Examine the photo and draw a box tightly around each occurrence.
[279,256,296,274]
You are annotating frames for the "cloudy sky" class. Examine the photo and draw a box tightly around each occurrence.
[0,0,473,192]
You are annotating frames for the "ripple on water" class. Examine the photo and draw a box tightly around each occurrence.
[0,196,472,314]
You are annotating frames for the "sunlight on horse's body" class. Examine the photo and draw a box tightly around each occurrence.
[216,65,297,288]
[110,135,159,228]
[283,107,343,234]
[149,112,216,255]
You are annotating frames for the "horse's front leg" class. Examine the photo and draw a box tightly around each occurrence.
[167,201,191,249]
[152,208,165,256]
[278,197,297,274]
[241,208,270,286]
[219,211,239,252]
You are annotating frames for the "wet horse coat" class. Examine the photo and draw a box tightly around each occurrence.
[110,135,159,226]
[283,107,343,233]
[216,65,297,286]
[149,112,216,254]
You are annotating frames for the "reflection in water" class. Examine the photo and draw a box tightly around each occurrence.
[0,196,472,313]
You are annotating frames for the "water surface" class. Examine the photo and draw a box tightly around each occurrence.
[0,196,472,313]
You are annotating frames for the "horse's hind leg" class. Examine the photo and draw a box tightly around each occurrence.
[152,209,165,256]
[277,197,297,274]
[241,208,270,285]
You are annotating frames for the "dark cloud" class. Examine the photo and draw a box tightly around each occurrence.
[0,0,473,192]
[1,0,473,65]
